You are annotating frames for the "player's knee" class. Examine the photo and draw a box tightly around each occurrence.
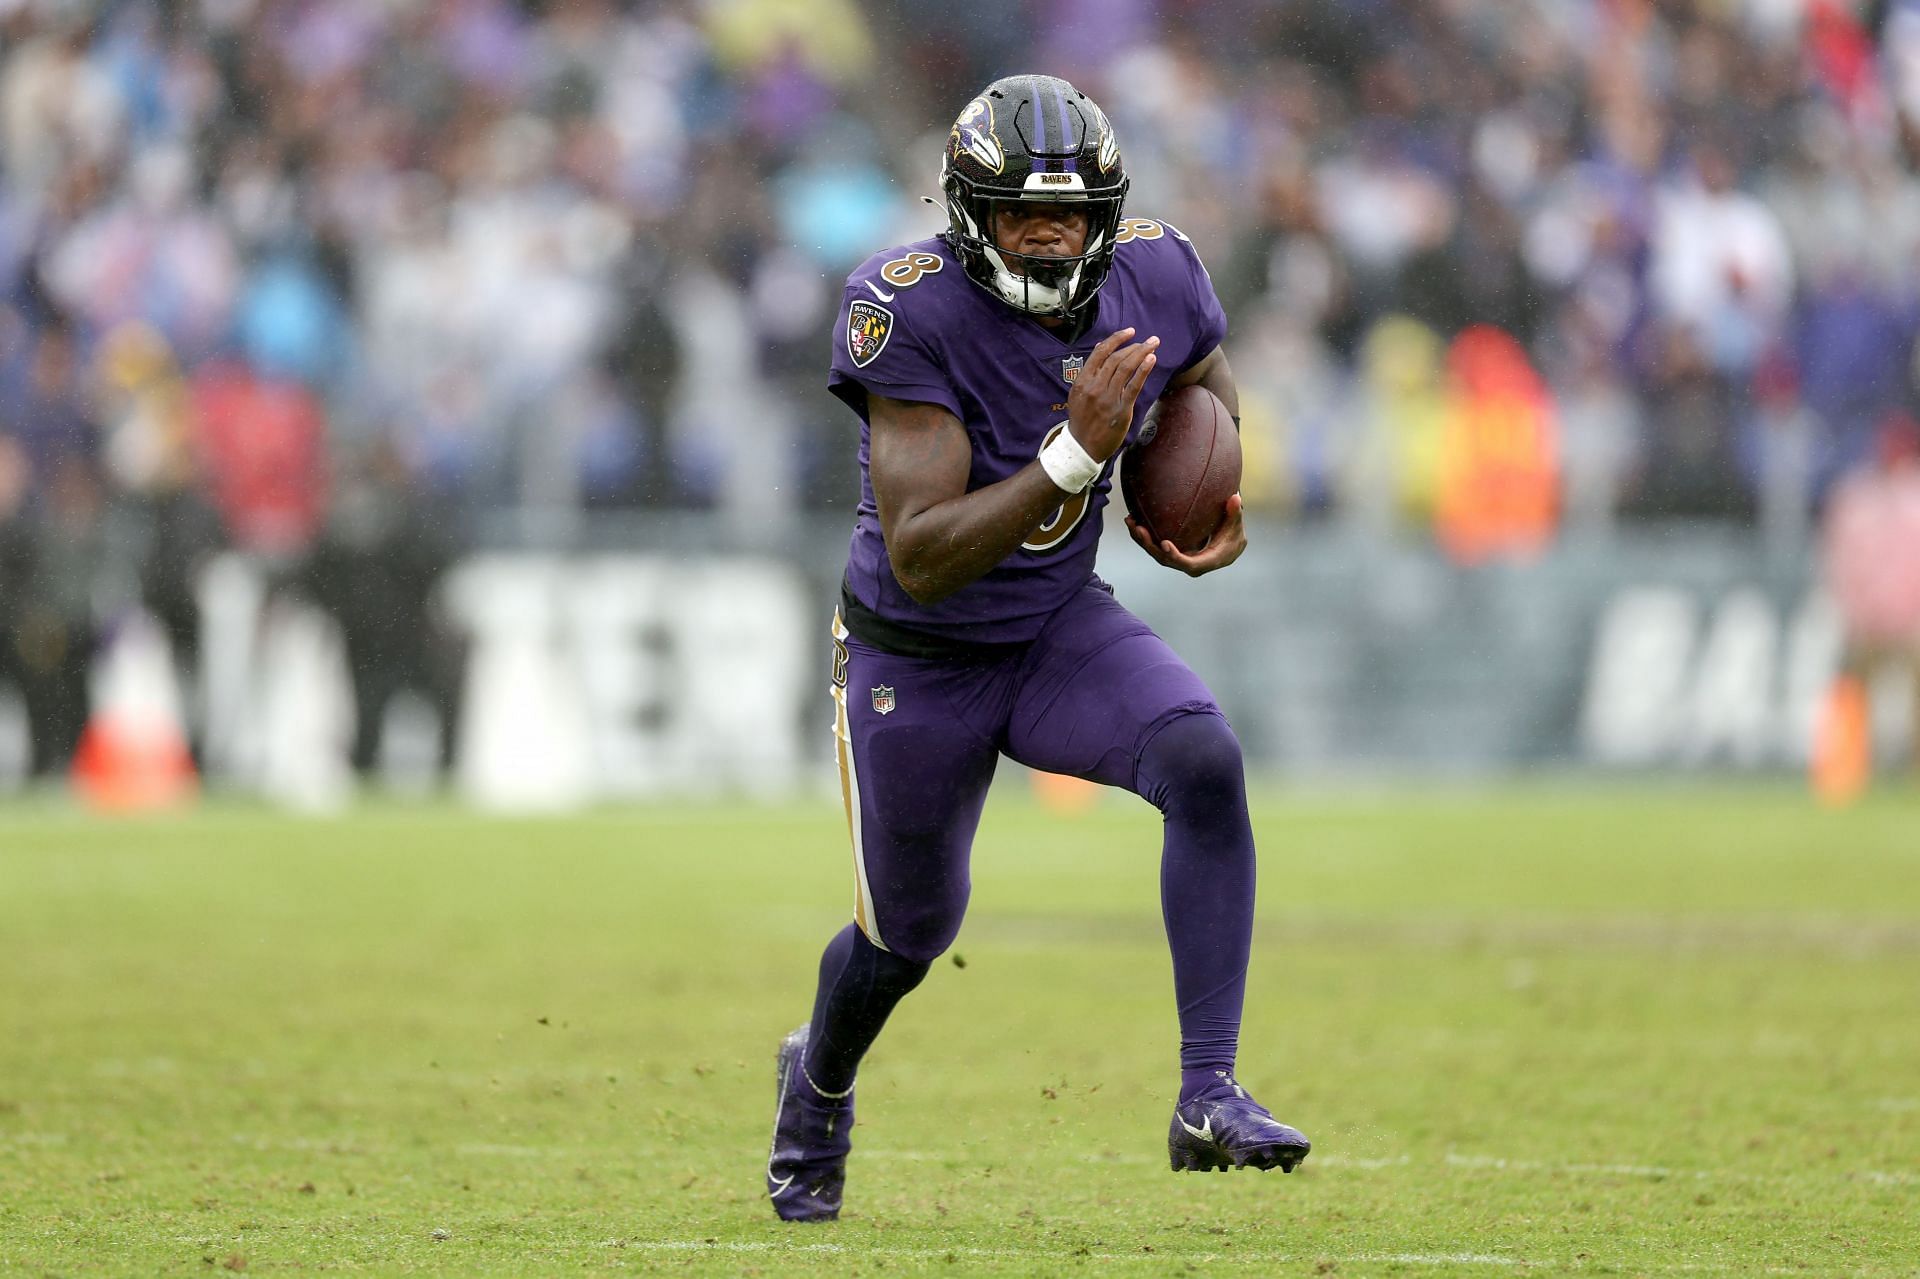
[876,914,963,967]
[1138,710,1246,813]
[863,860,970,965]
[867,884,969,965]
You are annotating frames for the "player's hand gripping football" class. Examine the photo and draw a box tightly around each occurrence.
[1067,327,1159,461]
[1127,493,1248,576]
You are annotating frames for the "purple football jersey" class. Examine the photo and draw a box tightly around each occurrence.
[828,219,1228,645]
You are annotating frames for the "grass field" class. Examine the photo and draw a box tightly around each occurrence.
[2,784,1917,1277]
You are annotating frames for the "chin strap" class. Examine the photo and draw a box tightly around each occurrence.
[951,200,1096,318]
[983,244,1075,315]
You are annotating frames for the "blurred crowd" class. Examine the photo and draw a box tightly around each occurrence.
[7,0,1920,775]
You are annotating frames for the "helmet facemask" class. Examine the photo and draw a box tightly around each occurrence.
[944,182,1128,318]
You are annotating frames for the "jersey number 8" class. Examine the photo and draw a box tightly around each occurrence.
[880,252,943,288]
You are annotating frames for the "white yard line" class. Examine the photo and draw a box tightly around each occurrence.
[1439,1151,1917,1187]
[1442,1152,1711,1179]
[207,1132,1919,1188]
[860,1146,1917,1187]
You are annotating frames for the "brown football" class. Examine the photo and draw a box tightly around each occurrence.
[1120,385,1241,554]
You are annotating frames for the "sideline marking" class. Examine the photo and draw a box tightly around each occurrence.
[619,1241,1873,1274]
[860,1146,1917,1186]
[624,1240,1520,1267]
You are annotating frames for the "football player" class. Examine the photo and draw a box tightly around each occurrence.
[767,74,1309,1222]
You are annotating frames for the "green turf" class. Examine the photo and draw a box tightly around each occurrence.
[3,784,1917,1276]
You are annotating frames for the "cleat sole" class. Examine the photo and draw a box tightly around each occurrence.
[1237,1142,1310,1172]
[773,1204,841,1223]
[1172,1142,1309,1174]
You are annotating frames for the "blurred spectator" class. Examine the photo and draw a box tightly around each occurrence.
[1433,326,1560,566]
[1626,329,1754,521]
[1554,338,1640,538]
[1823,417,1920,660]
[1649,143,1794,377]
[1790,272,1917,491]
[93,321,224,731]
[191,361,327,559]
[236,252,350,386]
[1227,303,1339,518]
[1,321,97,478]
[296,445,462,780]
[1339,315,1448,537]
[0,447,104,776]
[1399,183,1543,349]
[0,435,38,753]
[1740,352,1821,554]
[704,0,875,93]
[1816,416,1920,785]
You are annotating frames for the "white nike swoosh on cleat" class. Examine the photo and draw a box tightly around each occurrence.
[1179,1114,1215,1142]
[863,280,895,302]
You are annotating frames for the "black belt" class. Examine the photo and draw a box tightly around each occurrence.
[839,579,1031,662]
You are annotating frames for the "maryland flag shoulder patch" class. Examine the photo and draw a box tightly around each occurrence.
[848,300,893,368]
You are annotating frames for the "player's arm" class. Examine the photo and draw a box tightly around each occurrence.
[1169,344,1239,423]
[1128,343,1249,577]
[872,327,1158,605]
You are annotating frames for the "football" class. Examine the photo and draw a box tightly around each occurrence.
[1120,384,1241,554]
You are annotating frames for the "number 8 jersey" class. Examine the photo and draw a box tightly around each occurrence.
[828,220,1228,646]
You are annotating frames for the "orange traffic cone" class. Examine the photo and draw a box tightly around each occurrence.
[70,614,197,812]
[71,718,197,811]
[1811,675,1871,807]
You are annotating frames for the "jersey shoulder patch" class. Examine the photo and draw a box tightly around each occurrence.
[841,239,963,368]
[832,238,969,412]
[846,298,894,367]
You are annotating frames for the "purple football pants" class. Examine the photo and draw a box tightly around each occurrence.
[809,579,1255,1094]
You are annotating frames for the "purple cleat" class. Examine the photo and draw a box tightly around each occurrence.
[1168,1072,1310,1173]
[766,1025,853,1221]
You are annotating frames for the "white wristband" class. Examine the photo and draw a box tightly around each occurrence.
[1039,428,1101,494]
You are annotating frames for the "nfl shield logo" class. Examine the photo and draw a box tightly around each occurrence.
[871,685,896,716]
[1062,355,1084,384]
